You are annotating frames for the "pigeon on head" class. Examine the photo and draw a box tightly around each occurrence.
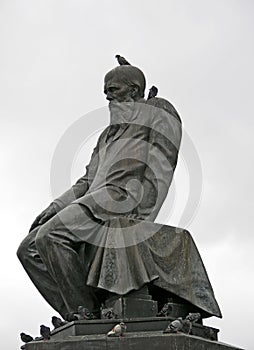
[115,54,131,65]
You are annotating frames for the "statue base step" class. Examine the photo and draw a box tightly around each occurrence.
[46,317,219,341]
[25,331,243,350]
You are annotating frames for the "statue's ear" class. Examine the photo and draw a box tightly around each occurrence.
[131,85,139,98]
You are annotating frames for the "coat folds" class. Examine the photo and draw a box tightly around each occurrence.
[53,100,222,318]
[86,218,222,318]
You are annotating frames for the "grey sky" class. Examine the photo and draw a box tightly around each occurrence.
[1,1,253,349]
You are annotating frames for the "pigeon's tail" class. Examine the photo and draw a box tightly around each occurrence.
[107,330,115,337]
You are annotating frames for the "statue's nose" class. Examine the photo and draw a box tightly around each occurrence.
[106,93,113,101]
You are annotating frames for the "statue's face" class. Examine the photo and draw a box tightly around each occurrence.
[104,75,137,103]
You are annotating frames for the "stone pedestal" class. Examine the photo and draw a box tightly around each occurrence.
[104,286,158,318]
[24,318,243,350]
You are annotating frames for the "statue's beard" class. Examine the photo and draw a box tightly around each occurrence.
[109,99,135,123]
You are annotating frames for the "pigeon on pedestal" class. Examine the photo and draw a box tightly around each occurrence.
[101,306,118,319]
[163,312,201,335]
[157,302,172,317]
[163,318,183,333]
[51,316,67,329]
[74,306,95,320]
[107,322,127,337]
[20,333,33,343]
[40,325,50,340]
[182,312,201,334]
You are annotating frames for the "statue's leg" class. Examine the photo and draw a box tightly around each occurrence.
[34,203,101,319]
[17,227,68,318]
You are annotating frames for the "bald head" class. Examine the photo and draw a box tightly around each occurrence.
[104,66,146,102]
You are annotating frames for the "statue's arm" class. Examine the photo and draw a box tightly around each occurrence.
[53,140,100,209]
[29,141,100,232]
[52,165,92,210]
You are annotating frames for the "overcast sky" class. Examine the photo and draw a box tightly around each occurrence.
[1,1,254,349]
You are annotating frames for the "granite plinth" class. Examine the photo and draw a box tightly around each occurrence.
[22,317,244,350]
[23,316,244,350]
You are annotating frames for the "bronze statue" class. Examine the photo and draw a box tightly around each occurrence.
[17,63,221,322]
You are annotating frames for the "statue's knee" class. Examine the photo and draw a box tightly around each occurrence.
[35,225,54,252]
[17,237,30,262]
[17,242,25,261]
[35,226,48,250]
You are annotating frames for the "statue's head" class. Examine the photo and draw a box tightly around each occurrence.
[104,66,146,102]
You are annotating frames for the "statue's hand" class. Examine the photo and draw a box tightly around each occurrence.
[29,203,57,232]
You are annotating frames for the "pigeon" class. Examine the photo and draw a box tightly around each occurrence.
[185,312,201,323]
[40,325,51,340]
[147,85,158,100]
[115,54,131,65]
[204,327,217,341]
[157,302,172,317]
[107,322,127,337]
[101,307,118,319]
[181,318,192,334]
[20,333,33,343]
[163,318,183,333]
[181,312,201,335]
[51,316,67,329]
[74,306,95,320]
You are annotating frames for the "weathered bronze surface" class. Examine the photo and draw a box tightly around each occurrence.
[17,64,221,322]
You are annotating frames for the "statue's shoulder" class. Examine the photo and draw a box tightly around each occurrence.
[99,125,111,140]
[146,97,181,124]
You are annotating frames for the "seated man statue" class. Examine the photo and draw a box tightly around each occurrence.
[17,64,222,321]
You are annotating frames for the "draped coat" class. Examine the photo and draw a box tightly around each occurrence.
[53,98,222,318]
